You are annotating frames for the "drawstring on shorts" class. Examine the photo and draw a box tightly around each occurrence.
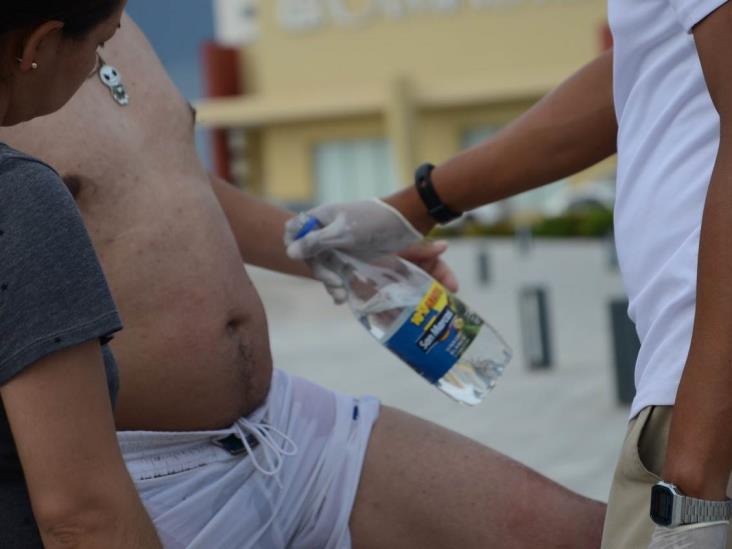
[213,416,298,488]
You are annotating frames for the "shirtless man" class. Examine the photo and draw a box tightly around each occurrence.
[2,14,604,548]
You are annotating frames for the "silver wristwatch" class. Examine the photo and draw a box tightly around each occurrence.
[650,481,732,527]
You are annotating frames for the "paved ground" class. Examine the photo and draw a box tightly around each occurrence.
[249,238,632,502]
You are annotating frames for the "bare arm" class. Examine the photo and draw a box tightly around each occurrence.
[212,175,460,290]
[211,174,312,277]
[2,342,161,548]
[385,50,617,233]
[661,3,732,501]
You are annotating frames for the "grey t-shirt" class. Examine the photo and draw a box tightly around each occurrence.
[0,143,122,546]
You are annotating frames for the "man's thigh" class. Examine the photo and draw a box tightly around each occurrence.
[601,406,732,549]
[349,406,606,549]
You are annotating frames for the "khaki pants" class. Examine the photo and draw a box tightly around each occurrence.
[601,406,732,549]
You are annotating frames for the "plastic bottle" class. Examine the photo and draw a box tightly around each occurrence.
[296,219,512,405]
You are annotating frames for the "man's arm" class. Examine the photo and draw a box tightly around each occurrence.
[211,175,312,277]
[661,3,732,501]
[386,49,617,233]
[1,342,161,548]
[211,175,459,291]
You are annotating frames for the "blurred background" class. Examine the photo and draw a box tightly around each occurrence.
[128,0,634,502]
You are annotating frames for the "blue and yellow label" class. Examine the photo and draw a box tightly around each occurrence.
[385,282,484,384]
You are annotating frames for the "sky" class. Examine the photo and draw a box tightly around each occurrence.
[126,0,216,165]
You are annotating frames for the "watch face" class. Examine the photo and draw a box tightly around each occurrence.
[650,485,675,526]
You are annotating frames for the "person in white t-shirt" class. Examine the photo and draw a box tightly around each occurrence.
[286,1,732,547]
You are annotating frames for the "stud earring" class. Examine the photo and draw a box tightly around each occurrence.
[15,58,38,70]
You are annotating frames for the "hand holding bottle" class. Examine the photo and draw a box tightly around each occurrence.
[285,198,423,261]
[285,199,457,303]
[287,216,511,405]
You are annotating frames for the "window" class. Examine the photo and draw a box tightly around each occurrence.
[314,138,399,203]
[463,126,499,148]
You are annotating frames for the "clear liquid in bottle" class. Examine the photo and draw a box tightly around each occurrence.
[323,250,512,405]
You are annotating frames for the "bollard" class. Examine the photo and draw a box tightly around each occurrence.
[609,299,640,405]
[516,225,533,255]
[519,286,553,369]
[477,246,491,286]
[606,233,619,271]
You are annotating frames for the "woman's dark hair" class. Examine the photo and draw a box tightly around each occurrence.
[0,0,121,39]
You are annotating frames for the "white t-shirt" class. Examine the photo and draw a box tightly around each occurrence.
[609,0,727,418]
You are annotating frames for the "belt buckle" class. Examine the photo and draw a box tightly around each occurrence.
[212,433,259,456]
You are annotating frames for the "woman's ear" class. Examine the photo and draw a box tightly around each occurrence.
[18,20,64,72]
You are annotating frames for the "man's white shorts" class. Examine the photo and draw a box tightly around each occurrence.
[118,369,381,549]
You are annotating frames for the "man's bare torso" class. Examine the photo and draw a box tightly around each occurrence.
[0,16,273,431]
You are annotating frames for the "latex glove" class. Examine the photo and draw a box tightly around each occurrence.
[284,199,458,304]
[285,198,423,261]
[302,240,458,305]
[306,253,349,305]
[648,523,728,549]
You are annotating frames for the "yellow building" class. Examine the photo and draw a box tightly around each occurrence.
[198,0,613,219]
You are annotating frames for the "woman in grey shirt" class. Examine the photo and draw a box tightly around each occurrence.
[0,3,160,547]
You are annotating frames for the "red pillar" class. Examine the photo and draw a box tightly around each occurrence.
[202,42,243,182]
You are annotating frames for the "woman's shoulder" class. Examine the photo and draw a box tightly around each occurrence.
[0,143,72,211]
[0,143,84,257]
[0,142,60,181]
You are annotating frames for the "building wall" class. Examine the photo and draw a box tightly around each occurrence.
[263,116,386,202]
[246,0,607,96]
[202,0,612,209]
[261,99,614,206]
[262,101,530,202]
[420,100,530,163]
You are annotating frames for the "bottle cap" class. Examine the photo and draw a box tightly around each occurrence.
[294,216,323,240]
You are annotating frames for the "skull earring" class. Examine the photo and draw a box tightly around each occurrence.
[98,57,130,107]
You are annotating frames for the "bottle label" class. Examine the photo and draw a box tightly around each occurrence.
[385,281,484,384]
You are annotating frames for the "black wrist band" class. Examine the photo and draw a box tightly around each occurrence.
[414,163,463,224]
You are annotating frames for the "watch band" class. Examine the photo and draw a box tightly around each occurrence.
[652,481,732,527]
[682,495,732,524]
[414,163,462,224]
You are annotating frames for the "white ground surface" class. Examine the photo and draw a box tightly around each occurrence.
[249,238,632,502]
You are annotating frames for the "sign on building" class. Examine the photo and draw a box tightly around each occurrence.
[277,0,582,32]
[277,0,326,31]
[277,0,460,29]
[214,0,260,45]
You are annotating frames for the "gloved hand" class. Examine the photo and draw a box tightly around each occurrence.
[284,198,423,262]
[648,522,728,549]
[284,199,458,304]
[298,240,458,304]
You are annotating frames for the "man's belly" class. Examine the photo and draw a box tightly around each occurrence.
[111,287,274,431]
[112,313,273,432]
[93,209,276,432]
